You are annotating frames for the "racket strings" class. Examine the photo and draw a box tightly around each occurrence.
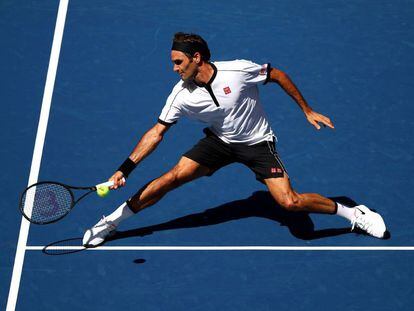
[21,183,73,224]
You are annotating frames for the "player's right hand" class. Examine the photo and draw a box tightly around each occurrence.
[109,171,126,189]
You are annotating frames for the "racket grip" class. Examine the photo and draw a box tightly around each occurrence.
[96,178,126,189]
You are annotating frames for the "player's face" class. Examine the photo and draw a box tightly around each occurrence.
[171,50,198,81]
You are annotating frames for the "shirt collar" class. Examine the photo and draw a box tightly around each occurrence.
[194,62,217,87]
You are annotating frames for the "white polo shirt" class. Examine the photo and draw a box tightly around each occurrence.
[158,59,275,145]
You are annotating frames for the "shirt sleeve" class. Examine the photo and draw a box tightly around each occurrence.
[239,60,271,86]
[158,86,184,126]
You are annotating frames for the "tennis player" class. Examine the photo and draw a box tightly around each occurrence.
[83,32,387,246]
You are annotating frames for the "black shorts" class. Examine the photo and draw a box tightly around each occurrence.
[183,129,288,182]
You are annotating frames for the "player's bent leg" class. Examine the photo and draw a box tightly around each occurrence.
[83,157,210,247]
[264,175,387,238]
[264,174,336,214]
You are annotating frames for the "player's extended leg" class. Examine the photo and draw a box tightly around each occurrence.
[83,157,210,247]
[127,156,210,213]
[264,175,387,238]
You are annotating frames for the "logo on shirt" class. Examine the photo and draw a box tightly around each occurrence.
[223,86,231,95]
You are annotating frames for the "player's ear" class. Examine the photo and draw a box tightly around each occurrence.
[193,52,202,64]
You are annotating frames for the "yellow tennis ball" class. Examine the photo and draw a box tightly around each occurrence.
[97,186,110,198]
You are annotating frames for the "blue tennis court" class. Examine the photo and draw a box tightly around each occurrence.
[2,0,414,310]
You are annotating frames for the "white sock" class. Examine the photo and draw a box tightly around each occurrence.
[105,202,135,227]
[335,202,356,221]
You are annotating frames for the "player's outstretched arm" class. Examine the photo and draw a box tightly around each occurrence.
[268,67,334,130]
[110,122,170,188]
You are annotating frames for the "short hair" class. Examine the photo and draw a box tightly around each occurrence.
[172,32,211,61]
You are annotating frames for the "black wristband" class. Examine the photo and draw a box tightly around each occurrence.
[117,158,136,178]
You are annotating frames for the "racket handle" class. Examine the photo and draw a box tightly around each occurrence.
[96,178,126,189]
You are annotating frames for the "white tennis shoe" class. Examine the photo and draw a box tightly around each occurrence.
[351,205,387,239]
[82,216,117,247]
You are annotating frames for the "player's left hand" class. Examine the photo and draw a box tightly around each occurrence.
[305,110,334,130]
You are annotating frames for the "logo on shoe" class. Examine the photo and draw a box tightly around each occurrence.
[356,208,366,215]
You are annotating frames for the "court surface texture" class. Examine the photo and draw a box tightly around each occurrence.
[2,1,414,310]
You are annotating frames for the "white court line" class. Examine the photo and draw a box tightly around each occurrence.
[6,1,69,310]
[26,246,414,251]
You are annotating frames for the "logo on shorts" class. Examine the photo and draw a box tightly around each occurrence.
[271,168,282,174]
[223,86,231,95]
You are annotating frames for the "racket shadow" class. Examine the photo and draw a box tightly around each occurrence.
[42,238,85,255]
[109,191,355,242]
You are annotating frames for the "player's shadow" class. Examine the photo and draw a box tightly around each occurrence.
[109,191,355,242]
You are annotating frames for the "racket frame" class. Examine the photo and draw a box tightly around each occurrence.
[19,181,95,225]
[19,179,119,225]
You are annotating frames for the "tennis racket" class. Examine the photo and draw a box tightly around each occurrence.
[19,179,124,225]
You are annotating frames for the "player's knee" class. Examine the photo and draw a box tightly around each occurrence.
[279,199,297,211]
[163,166,189,189]
[162,170,180,188]
[276,193,302,212]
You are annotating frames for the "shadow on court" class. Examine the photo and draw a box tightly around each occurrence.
[42,238,84,255]
[42,192,358,255]
[109,191,355,242]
